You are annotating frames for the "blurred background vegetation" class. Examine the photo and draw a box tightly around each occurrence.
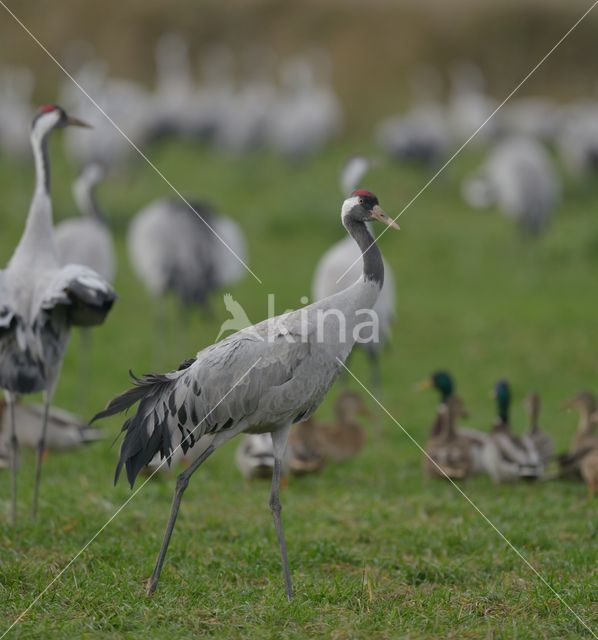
[3,0,598,130]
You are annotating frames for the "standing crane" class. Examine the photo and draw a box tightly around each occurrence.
[127,198,247,314]
[54,162,116,283]
[462,137,561,236]
[54,162,116,386]
[93,189,398,599]
[0,105,115,523]
[311,157,396,387]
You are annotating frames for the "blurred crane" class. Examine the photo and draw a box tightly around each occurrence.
[267,52,343,160]
[462,137,561,236]
[449,61,502,145]
[55,163,116,283]
[376,66,451,166]
[127,198,247,314]
[0,66,35,161]
[54,163,116,383]
[556,103,598,179]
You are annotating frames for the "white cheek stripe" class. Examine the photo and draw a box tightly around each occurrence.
[341,196,360,222]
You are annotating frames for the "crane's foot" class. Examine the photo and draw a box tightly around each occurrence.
[145,576,159,596]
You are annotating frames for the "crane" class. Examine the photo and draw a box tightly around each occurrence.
[0,105,115,522]
[93,189,398,599]
[462,137,561,236]
[54,162,116,386]
[54,162,116,284]
[127,197,247,313]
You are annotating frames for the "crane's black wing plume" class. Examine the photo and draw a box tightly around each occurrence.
[92,358,198,487]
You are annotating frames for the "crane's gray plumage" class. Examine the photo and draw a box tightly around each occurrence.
[0,104,115,522]
[94,189,398,598]
[127,198,247,309]
[0,264,113,392]
[98,289,364,487]
[54,162,116,283]
[462,137,560,236]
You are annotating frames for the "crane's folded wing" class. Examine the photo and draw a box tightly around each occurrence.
[0,270,17,335]
[39,264,116,327]
[95,321,342,488]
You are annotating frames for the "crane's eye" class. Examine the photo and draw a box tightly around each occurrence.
[358,198,364,205]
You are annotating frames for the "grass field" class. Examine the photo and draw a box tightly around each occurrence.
[0,137,597,639]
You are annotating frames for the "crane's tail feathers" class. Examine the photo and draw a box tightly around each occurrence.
[93,369,177,488]
[91,370,159,423]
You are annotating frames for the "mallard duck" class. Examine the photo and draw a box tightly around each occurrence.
[235,433,290,482]
[580,447,598,499]
[0,397,102,454]
[558,392,598,479]
[482,380,543,483]
[418,370,488,474]
[288,391,367,471]
[424,395,472,479]
[524,392,554,466]
[567,392,598,452]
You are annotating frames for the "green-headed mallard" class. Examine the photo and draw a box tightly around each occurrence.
[424,394,472,479]
[482,380,543,483]
[418,370,488,476]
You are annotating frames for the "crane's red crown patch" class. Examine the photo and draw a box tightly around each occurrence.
[38,104,58,113]
[351,189,377,199]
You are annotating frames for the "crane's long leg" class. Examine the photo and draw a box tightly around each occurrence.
[6,392,18,525]
[270,426,293,600]
[32,390,52,519]
[79,329,92,409]
[146,445,215,596]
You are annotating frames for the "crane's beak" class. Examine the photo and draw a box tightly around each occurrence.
[414,378,432,392]
[370,205,400,230]
[66,116,93,129]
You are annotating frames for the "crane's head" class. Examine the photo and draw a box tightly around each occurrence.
[341,189,399,230]
[32,104,91,138]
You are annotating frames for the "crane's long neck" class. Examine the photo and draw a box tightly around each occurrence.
[74,176,104,221]
[344,218,384,288]
[11,127,58,267]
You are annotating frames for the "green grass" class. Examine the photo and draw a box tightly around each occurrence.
[0,138,597,639]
